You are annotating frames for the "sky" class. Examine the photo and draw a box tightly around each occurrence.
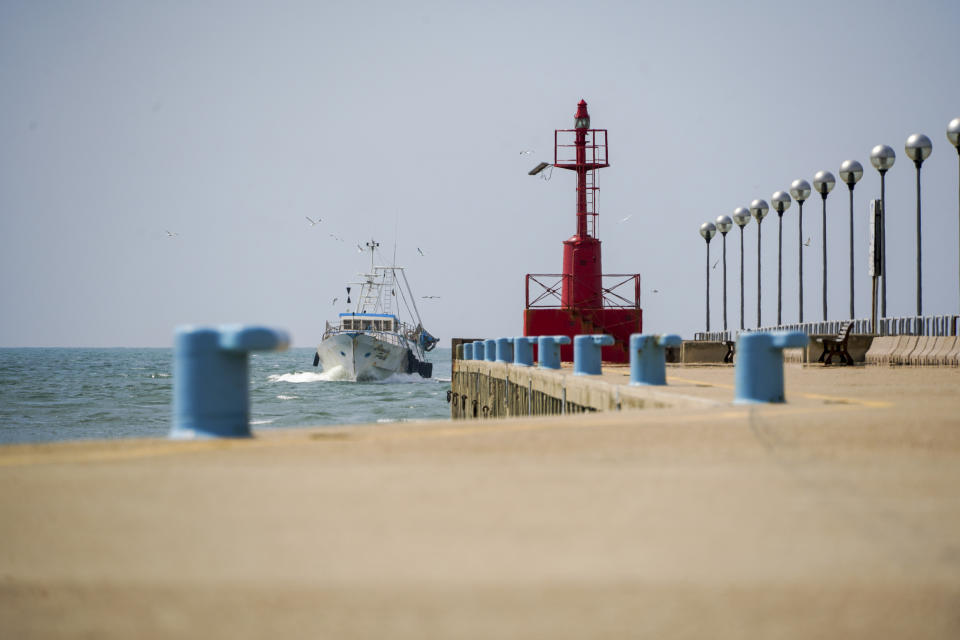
[1,0,959,347]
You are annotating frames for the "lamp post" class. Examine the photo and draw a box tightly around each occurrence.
[771,191,792,326]
[750,199,769,328]
[839,160,863,319]
[905,134,932,317]
[813,170,836,321]
[733,207,751,331]
[715,215,733,332]
[870,144,896,317]
[700,222,718,332]
[790,179,811,323]
[949,118,960,314]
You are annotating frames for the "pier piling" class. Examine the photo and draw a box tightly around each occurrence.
[171,324,290,439]
[629,333,682,385]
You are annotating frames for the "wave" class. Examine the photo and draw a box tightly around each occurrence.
[276,394,299,400]
[250,419,275,425]
[268,371,329,383]
[267,368,441,385]
[379,372,436,384]
[317,366,354,382]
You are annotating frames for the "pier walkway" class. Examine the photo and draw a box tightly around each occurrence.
[2,365,959,638]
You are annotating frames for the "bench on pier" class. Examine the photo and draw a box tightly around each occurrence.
[723,340,735,364]
[815,321,855,365]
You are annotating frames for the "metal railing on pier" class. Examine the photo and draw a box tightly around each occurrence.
[694,314,960,342]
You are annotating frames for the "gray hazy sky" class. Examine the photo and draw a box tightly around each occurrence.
[1,0,959,347]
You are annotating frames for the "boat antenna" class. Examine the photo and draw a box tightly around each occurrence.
[366,239,379,274]
[392,210,399,268]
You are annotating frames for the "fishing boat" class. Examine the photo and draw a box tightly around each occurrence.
[313,239,437,381]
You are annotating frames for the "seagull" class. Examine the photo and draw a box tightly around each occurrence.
[519,150,534,155]
[803,237,811,247]
[422,295,441,299]
[331,297,338,306]
[356,243,364,253]
[712,258,719,269]
[165,230,179,238]
[329,233,343,242]
[620,215,632,223]
[305,216,321,226]
[416,247,425,256]
[652,289,660,294]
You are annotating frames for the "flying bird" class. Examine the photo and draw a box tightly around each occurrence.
[652,289,660,294]
[305,216,321,226]
[356,243,364,253]
[422,295,441,299]
[803,237,811,247]
[165,230,179,238]
[712,258,720,269]
[416,247,425,256]
[620,215,632,223]
[331,297,338,306]
[519,150,534,155]
[329,233,343,242]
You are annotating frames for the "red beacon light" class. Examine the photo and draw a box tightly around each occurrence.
[524,100,642,363]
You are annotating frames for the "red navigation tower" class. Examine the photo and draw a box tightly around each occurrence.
[524,100,642,363]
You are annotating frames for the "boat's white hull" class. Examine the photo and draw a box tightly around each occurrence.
[315,333,409,381]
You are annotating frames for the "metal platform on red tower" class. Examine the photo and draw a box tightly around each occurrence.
[524,99,642,363]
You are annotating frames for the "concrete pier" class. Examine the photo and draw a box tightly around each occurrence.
[2,365,960,638]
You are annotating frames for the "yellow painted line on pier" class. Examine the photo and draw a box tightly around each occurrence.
[667,375,735,390]
[347,403,878,443]
[667,375,893,409]
[795,391,893,409]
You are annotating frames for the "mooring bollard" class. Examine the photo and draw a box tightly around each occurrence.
[573,334,615,375]
[472,340,485,360]
[171,324,290,439]
[484,339,497,362]
[734,331,808,403]
[496,337,514,363]
[463,342,474,360]
[538,335,570,369]
[629,333,682,385]
[513,336,538,366]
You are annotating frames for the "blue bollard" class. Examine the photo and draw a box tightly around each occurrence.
[513,337,538,366]
[495,337,514,363]
[734,331,808,403]
[484,339,497,362]
[171,324,290,439]
[573,334,615,375]
[629,333,682,386]
[473,340,485,360]
[538,335,571,370]
[463,342,474,360]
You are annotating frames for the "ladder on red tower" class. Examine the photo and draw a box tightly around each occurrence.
[582,168,598,238]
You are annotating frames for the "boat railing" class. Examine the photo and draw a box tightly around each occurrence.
[321,326,412,349]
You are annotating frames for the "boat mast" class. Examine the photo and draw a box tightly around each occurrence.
[366,239,379,273]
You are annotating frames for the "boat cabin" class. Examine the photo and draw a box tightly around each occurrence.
[339,313,398,333]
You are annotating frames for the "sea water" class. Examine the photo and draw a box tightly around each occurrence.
[0,347,451,445]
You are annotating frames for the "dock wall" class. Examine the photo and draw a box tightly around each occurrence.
[450,359,714,420]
